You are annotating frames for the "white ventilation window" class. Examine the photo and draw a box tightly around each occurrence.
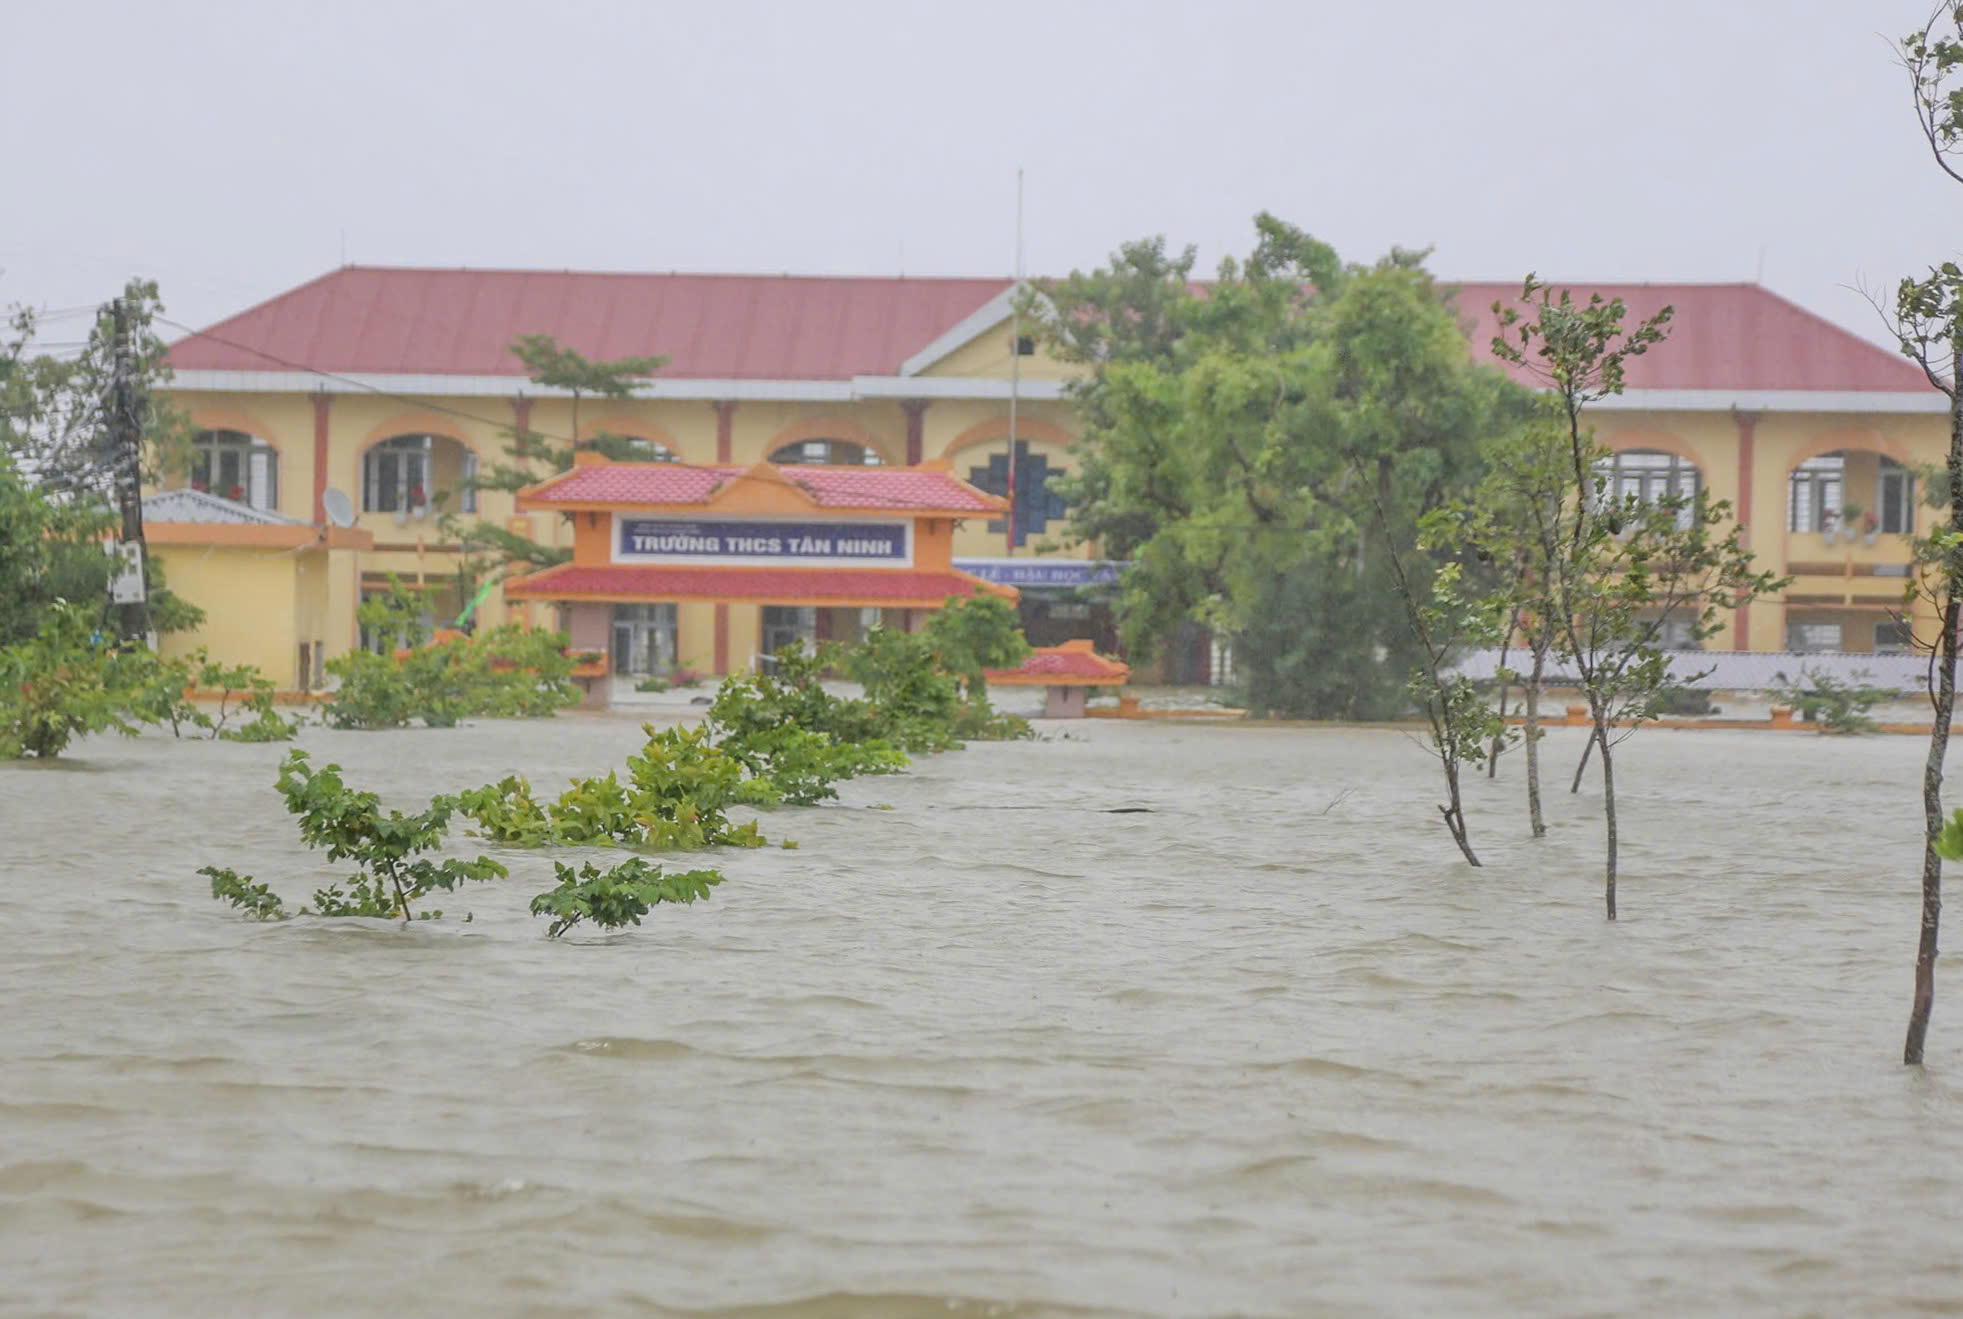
[1786,622,1844,654]
[770,439,883,467]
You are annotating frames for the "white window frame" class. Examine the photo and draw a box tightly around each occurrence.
[1788,455,1846,534]
[364,435,431,514]
[1880,457,1915,535]
[191,430,278,511]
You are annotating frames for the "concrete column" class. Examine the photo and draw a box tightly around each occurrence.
[1732,410,1759,651]
[568,601,611,709]
[311,393,332,525]
[714,603,730,673]
[714,402,737,463]
[902,400,930,465]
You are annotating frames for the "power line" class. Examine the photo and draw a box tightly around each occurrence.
[155,315,582,447]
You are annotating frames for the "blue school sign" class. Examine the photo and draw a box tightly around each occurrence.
[615,517,910,566]
[954,558,1123,588]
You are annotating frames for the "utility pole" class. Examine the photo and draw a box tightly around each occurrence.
[108,297,150,640]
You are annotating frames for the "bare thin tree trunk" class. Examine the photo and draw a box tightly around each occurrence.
[1570,725,1594,794]
[1597,721,1618,921]
[1441,758,1481,867]
[1488,630,1516,779]
[1524,647,1546,837]
[1488,679,1511,779]
[1907,597,1955,1063]
[1905,349,1963,1064]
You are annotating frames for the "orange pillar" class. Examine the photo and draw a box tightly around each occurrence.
[311,393,331,524]
[902,400,929,465]
[714,401,737,463]
[1733,410,1758,651]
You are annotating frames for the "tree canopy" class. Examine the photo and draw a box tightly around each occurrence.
[1028,215,1530,718]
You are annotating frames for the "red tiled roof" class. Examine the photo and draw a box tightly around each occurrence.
[163,266,1932,397]
[986,640,1131,686]
[1448,281,1930,393]
[522,462,1003,513]
[166,267,1012,379]
[504,563,1002,605]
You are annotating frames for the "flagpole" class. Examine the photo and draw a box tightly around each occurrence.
[1005,168,1023,555]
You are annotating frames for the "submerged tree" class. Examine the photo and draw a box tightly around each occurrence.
[1027,216,1523,719]
[1890,5,1963,1064]
[1429,409,1573,837]
[1488,280,1781,919]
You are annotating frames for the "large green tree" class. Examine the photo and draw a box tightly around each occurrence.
[1028,216,1526,718]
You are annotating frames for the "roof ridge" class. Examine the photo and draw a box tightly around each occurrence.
[336,264,1016,284]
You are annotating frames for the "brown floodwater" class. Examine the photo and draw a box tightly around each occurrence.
[3,715,1962,1317]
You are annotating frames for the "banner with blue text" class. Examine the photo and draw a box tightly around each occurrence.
[614,517,910,567]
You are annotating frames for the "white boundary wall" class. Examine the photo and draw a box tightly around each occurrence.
[1450,649,1931,692]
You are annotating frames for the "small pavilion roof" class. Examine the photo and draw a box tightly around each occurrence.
[518,459,1005,516]
[986,639,1131,687]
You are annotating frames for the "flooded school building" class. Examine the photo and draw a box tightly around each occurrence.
[152,268,1949,689]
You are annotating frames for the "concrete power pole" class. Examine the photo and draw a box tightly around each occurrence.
[108,298,150,641]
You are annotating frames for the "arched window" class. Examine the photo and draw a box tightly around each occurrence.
[1790,451,1915,537]
[1788,454,1844,533]
[190,430,278,510]
[1594,449,1699,522]
[769,438,883,467]
[363,435,477,514]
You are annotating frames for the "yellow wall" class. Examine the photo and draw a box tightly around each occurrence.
[727,603,760,670]
[1590,405,1950,651]
[163,363,1958,666]
[676,601,717,672]
[917,325,1082,382]
[155,545,300,685]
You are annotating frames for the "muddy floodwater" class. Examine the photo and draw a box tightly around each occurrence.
[4,716,1963,1317]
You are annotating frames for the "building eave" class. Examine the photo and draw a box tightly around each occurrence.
[164,369,1068,404]
[1591,389,1948,414]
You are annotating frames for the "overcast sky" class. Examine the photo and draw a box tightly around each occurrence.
[2,0,1956,350]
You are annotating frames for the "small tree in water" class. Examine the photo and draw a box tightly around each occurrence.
[1428,410,1573,839]
[1887,5,1963,1065]
[1487,280,1781,920]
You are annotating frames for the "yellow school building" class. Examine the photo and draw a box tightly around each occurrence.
[154,268,1948,689]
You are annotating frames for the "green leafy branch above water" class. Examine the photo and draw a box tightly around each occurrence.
[529,857,722,939]
[203,749,507,921]
[204,749,730,938]
[458,724,770,849]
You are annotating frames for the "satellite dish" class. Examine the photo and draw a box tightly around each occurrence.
[321,488,355,528]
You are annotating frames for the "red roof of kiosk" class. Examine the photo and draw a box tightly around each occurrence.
[986,639,1131,686]
[505,563,1008,605]
[520,461,1003,515]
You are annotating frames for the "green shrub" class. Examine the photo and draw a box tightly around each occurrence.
[0,601,141,758]
[322,625,580,730]
[1771,667,1899,735]
[1651,685,1718,717]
